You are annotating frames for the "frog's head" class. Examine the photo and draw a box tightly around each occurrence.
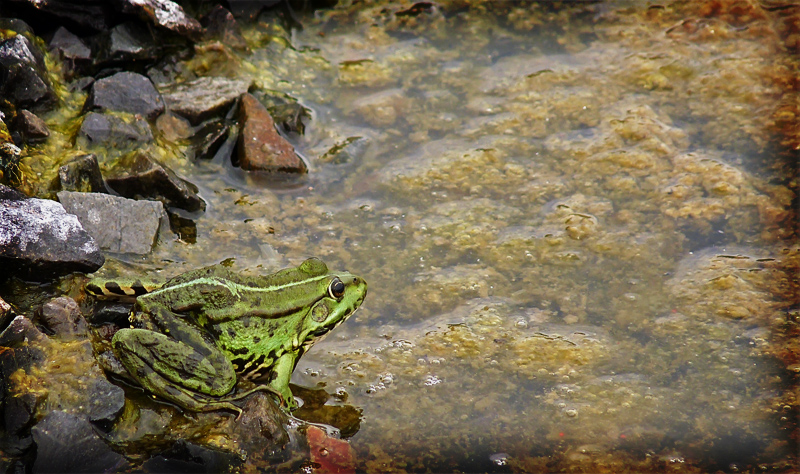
[300,270,367,347]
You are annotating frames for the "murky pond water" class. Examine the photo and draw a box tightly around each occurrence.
[10,1,799,472]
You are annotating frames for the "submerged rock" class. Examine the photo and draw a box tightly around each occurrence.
[105,151,205,212]
[237,93,306,173]
[0,185,104,280]
[76,112,154,151]
[57,191,164,254]
[84,71,165,120]
[160,76,251,124]
[31,411,128,473]
[0,34,56,111]
[57,154,107,193]
[37,297,88,339]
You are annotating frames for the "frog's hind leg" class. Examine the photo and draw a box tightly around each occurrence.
[112,327,241,413]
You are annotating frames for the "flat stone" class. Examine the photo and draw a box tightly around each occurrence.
[76,112,154,150]
[57,154,106,193]
[105,152,205,212]
[32,411,128,473]
[57,191,164,254]
[237,93,306,173]
[160,76,251,125]
[37,297,88,339]
[84,71,165,120]
[120,0,202,39]
[0,185,104,280]
[0,35,56,111]
[16,109,50,143]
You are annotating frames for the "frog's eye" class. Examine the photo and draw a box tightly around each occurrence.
[328,277,345,299]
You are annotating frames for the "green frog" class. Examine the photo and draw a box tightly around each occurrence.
[88,258,367,413]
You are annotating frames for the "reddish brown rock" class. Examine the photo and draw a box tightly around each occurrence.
[237,93,306,173]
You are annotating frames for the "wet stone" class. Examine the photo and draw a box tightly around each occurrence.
[155,111,193,142]
[8,0,113,32]
[226,0,283,21]
[190,120,234,160]
[76,112,154,150]
[15,110,50,144]
[0,296,13,329]
[95,22,160,66]
[0,185,104,280]
[0,314,48,348]
[31,411,128,473]
[4,392,39,436]
[83,376,126,424]
[142,439,241,473]
[237,93,306,173]
[160,76,251,125]
[202,5,247,50]
[57,154,106,193]
[47,27,91,78]
[120,0,202,40]
[37,297,88,339]
[57,191,164,254]
[0,34,56,111]
[320,136,370,164]
[105,152,205,212]
[84,71,165,120]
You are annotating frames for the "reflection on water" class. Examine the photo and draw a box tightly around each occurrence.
[83,1,800,472]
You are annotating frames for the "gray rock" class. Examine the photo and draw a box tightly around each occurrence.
[160,76,251,124]
[47,27,91,78]
[105,152,205,212]
[38,297,88,339]
[96,22,159,66]
[57,154,106,193]
[84,71,165,120]
[83,376,126,424]
[32,411,128,473]
[57,191,164,254]
[0,185,104,280]
[76,111,154,151]
[0,34,56,111]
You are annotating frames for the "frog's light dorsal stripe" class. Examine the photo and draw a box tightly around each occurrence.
[149,274,332,297]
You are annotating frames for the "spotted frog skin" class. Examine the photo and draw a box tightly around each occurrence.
[89,258,367,413]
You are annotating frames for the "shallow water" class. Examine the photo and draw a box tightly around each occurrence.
[23,1,800,472]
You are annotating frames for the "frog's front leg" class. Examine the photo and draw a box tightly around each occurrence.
[269,351,300,409]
